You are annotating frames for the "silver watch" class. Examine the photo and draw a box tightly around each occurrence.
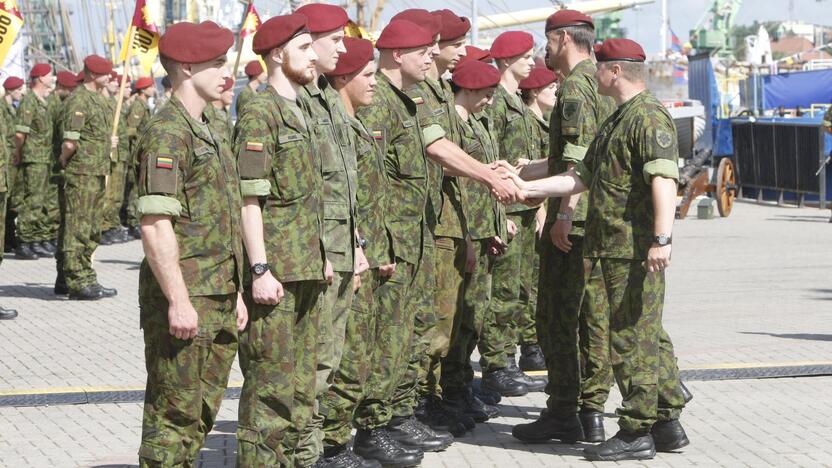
[653,234,672,246]
[556,212,572,221]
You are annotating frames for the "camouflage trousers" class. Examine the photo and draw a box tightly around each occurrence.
[585,257,685,432]
[352,259,417,430]
[321,269,383,449]
[138,293,239,467]
[46,170,61,241]
[60,174,104,293]
[479,210,537,370]
[0,191,6,265]
[513,246,539,346]
[417,236,466,400]
[237,280,325,468]
[17,163,55,242]
[296,272,354,466]
[537,234,612,416]
[440,239,494,392]
[7,161,23,212]
[101,160,127,231]
[124,164,140,227]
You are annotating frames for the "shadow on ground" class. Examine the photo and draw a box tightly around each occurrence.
[0,284,66,301]
[740,331,832,342]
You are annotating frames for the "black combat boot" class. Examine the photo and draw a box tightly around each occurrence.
[30,241,53,258]
[0,306,18,320]
[313,444,381,468]
[680,381,693,403]
[353,428,423,467]
[505,356,546,392]
[387,416,452,452]
[651,419,689,452]
[92,283,118,298]
[583,430,656,461]
[481,368,528,397]
[512,410,584,443]
[129,225,142,239]
[40,240,56,254]
[415,395,471,436]
[518,344,546,371]
[14,243,38,260]
[472,381,501,405]
[579,410,605,443]
[69,286,106,301]
[54,273,68,296]
[443,387,499,422]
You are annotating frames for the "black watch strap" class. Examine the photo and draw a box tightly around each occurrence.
[250,263,270,275]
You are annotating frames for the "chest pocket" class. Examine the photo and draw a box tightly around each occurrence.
[595,132,630,190]
[394,119,424,178]
[184,145,220,221]
[464,140,485,164]
[273,131,312,203]
[312,117,342,173]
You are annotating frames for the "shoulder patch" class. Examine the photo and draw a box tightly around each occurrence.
[562,100,580,121]
[656,129,673,149]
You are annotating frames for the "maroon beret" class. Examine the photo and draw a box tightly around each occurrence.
[3,76,24,90]
[545,9,594,32]
[76,71,85,82]
[134,77,154,90]
[295,3,348,34]
[519,66,557,90]
[375,20,434,50]
[253,14,308,55]
[159,21,233,63]
[490,31,534,59]
[84,55,113,75]
[452,61,500,90]
[593,43,602,55]
[328,37,374,77]
[221,78,234,92]
[244,60,264,78]
[30,63,52,78]
[595,38,646,63]
[432,9,471,41]
[56,71,79,89]
[458,46,491,66]
[391,9,442,37]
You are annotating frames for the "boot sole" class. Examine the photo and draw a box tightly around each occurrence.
[655,436,690,452]
[584,448,656,461]
[481,384,528,397]
[512,428,584,444]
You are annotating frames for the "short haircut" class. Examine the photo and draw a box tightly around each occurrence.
[520,88,535,105]
[159,56,178,79]
[560,25,594,54]
[617,61,646,83]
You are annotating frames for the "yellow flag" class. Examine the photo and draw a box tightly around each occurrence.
[0,1,24,67]
[118,0,160,74]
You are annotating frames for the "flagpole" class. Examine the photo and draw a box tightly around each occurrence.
[232,0,254,79]
[110,27,136,162]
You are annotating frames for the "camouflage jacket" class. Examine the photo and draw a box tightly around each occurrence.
[126,98,151,163]
[135,95,244,297]
[456,111,507,242]
[0,103,7,192]
[488,84,539,214]
[49,94,65,167]
[530,109,550,159]
[61,86,112,176]
[109,96,132,163]
[547,59,615,235]
[16,91,54,164]
[234,85,326,283]
[577,90,680,260]
[204,104,232,148]
[300,76,357,273]
[351,115,393,268]
[357,72,430,265]
[235,84,257,116]
[1,100,15,158]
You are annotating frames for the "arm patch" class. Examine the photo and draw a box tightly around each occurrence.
[238,141,269,179]
[146,154,179,194]
[560,98,583,136]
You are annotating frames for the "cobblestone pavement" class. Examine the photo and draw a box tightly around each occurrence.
[1,201,832,467]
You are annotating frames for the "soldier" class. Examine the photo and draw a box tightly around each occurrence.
[506,38,689,462]
[204,77,234,142]
[123,76,156,239]
[155,75,172,113]
[0,85,18,320]
[2,77,23,254]
[55,55,119,300]
[477,31,545,397]
[14,63,56,260]
[100,74,133,245]
[235,60,265,115]
[512,10,615,445]
[232,14,329,467]
[133,21,247,467]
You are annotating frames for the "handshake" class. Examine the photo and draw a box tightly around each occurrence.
[485,158,540,207]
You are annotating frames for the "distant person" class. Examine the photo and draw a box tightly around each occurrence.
[0,82,18,320]
[235,60,266,115]
[823,106,832,134]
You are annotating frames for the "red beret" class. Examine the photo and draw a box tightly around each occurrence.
[391,9,442,37]
[30,63,52,78]
[56,71,79,89]
[295,3,348,34]
[490,31,534,59]
[84,55,113,75]
[134,76,154,90]
[3,76,24,90]
[376,20,434,50]
[593,43,602,55]
[545,9,594,32]
[76,71,85,82]
[328,37,374,77]
[159,21,233,63]
[253,14,308,55]
[519,66,557,90]
[432,9,471,41]
[595,38,646,63]
[221,78,234,92]
[244,60,264,78]
[458,46,492,66]
[452,61,500,90]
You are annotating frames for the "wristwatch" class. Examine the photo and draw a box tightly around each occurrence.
[653,234,672,246]
[356,238,368,249]
[250,263,270,276]
[556,212,572,221]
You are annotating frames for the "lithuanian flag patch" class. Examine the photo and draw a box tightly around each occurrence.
[371,130,383,140]
[246,141,264,152]
[156,156,174,169]
[412,96,424,105]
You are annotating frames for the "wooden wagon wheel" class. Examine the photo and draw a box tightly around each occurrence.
[715,158,737,217]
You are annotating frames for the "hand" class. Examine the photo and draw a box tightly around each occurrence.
[486,170,518,204]
[379,262,396,278]
[111,136,119,148]
[550,219,573,253]
[488,236,508,256]
[355,246,369,276]
[324,259,334,285]
[12,153,21,166]
[251,270,284,305]
[516,158,531,168]
[464,240,477,273]
[353,274,362,292]
[535,208,546,240]
[235,292,249,331]
[646,244,672,272]
[506,219,517,240]
[490,160,518,174]
[168,297,199,340]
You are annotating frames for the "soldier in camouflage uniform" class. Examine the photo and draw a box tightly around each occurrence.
[14,64,56,259]
[133,22,247,467]
[100,74,132,245]
[0,90,18,320]
[124,77,156,239]
[2,79,23,254]
[46,72,80,256]
[507,38,689,462]
[235,60,265,116]
[232,15,328,467]
[204,78,234,144]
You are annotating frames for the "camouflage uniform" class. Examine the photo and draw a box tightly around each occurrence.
[203,104,232,146]
[2,99,18,250]
[15,91,55,245]
[125,98,153,228]
[59,86,111,293]
[575,89,685,432]
[233,85,327,467]
[135,96,244,467]
[101,96,130,232]
[321,115,393,450]
[440,111,507,392]
[353,71,434,430]
[479,84,539,371]
[539,59,615,417]
[235,84,257,116]
[47,92,65,243]
[0,101,8,259]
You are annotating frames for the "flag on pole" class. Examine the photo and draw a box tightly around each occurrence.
[240,2,261,39]
[670,29,683,54]
[0,1,24,67]
[119,0,161,75]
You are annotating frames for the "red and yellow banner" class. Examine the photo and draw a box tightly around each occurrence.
[0,1,24,67]
[240,3,261,39]
[119,0,160,75]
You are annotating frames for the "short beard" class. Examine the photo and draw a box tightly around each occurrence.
[282,51,315,85]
